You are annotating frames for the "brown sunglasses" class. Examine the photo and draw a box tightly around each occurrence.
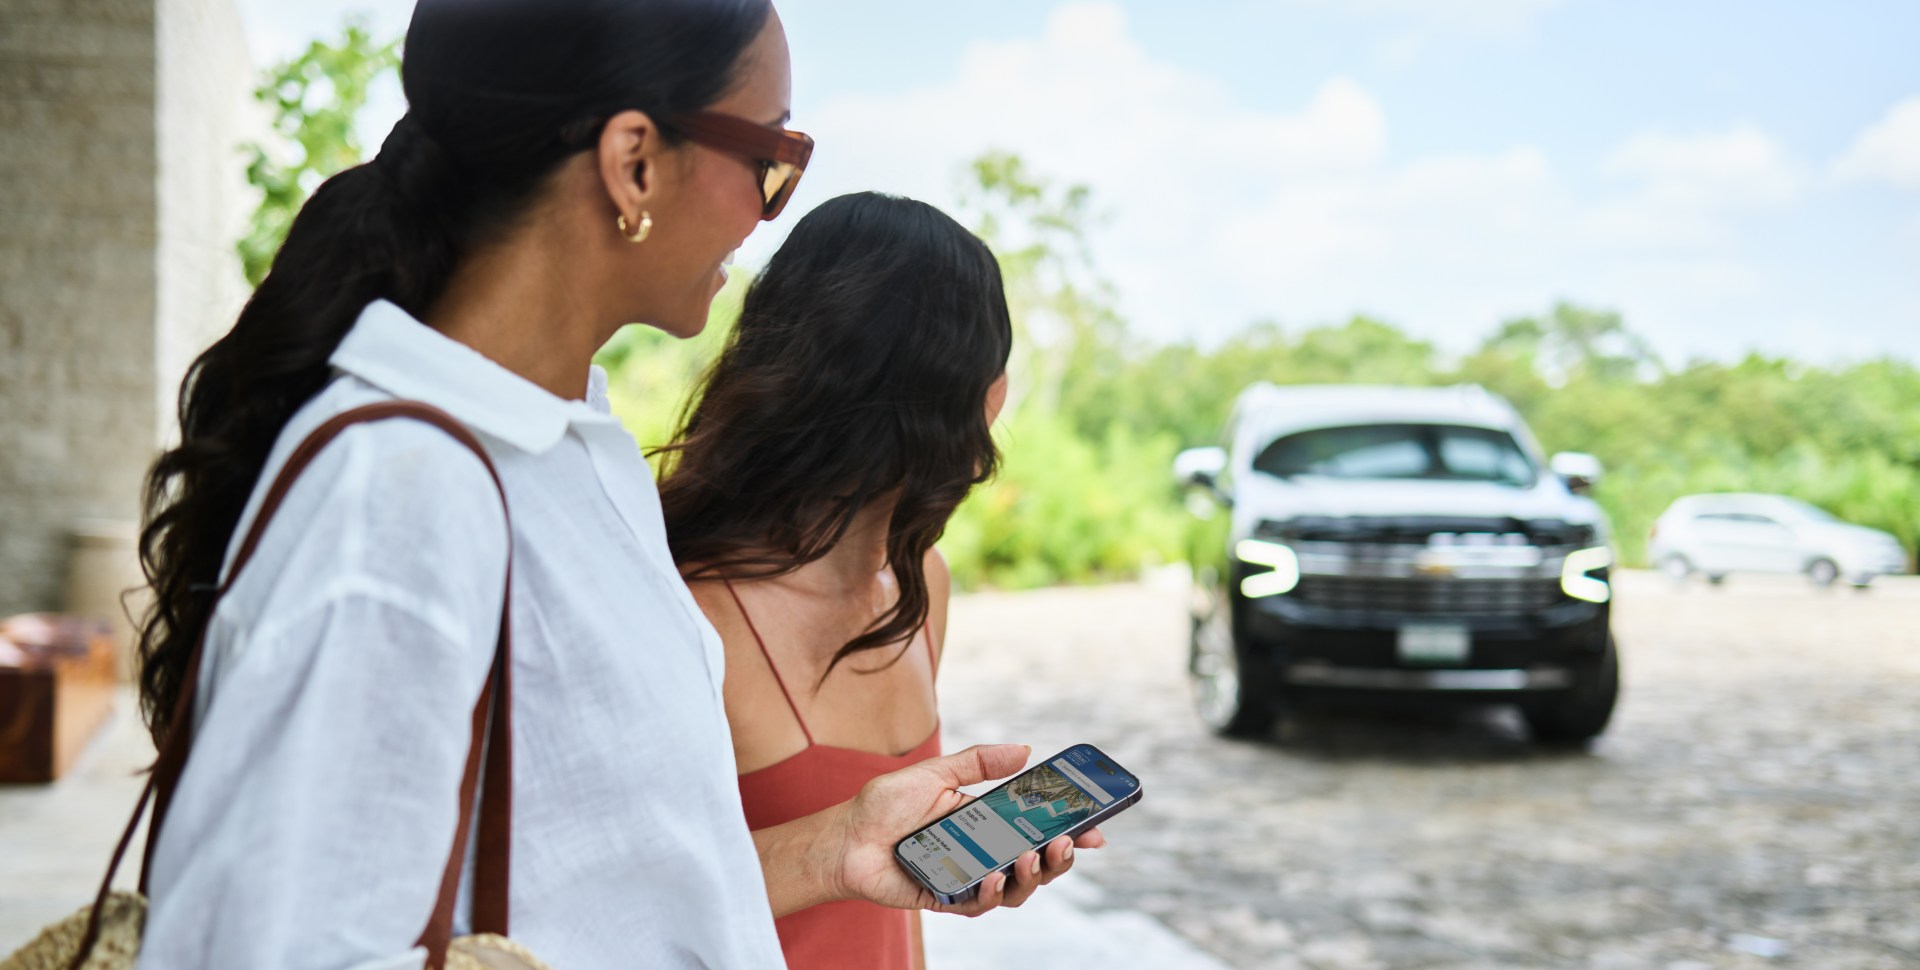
[561,111,814,221]
[669,111,814,221]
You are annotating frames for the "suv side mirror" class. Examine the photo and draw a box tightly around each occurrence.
[1550,452,1603,494]
[1173,447,1231,506]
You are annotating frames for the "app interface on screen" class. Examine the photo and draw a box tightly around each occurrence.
[899,745,1139,895]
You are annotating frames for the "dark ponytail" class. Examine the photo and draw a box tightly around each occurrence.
[137,0,773,744]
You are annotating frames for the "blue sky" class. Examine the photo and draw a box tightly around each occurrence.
[239,0,1920,365]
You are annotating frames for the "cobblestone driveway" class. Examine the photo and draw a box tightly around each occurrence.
[5,572,1915,968]
[936,570,1920,970]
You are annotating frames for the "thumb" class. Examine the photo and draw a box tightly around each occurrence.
[918,743,1030,789]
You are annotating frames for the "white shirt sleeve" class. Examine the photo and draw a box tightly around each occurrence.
[137,419,509,970]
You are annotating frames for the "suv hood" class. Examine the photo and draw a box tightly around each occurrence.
[1235,475,1606,530]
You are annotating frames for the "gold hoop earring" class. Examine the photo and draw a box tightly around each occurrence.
[617,211,653,244]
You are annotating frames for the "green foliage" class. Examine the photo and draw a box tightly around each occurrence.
[1100,301,1920,571]
[1511,348,1920,564]
[943,409,1189,590]
[594,152,1919,588]
[237,19,399,285]
[1071,317,1445,448]
[942,153,1193,587]
[944,160,1918,582]
[959,151,1120,420]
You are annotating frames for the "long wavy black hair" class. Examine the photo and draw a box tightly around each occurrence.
[658,192,1013,679]
[135,0,773,745]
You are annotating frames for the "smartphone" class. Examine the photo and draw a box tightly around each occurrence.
[893,743,1143,905]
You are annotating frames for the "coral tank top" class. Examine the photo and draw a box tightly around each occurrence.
[728,583,941,970]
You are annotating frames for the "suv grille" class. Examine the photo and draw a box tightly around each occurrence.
[1292,576,1565,614]
[1248,515,1597,616]
[1268,515,1598,547]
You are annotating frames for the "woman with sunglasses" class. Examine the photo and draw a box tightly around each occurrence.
[132,3,1039,967]
[662,192,1103,970]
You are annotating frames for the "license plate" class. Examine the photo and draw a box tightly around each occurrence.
[1397,624,1469,664]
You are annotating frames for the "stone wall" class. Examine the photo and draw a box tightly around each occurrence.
[0,0,162,616]
[0,0,253,621]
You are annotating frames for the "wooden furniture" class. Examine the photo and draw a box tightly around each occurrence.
[0,613,118,783]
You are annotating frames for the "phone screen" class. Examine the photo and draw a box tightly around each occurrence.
[896,744,1140,896]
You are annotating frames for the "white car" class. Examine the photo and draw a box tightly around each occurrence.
[1648,493,1909,588]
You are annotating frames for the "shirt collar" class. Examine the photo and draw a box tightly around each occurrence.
[329,299,616,454]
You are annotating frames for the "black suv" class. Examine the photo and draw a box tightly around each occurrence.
[1176,384,1619,743]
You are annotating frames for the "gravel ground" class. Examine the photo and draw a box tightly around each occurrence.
[6,570,1916,968]
[933,569,1920,970]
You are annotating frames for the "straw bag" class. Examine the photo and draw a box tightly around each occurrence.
[2,402,549,970]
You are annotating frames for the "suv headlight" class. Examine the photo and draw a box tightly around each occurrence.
[1236,539,1300,598]
[1561,547,1613,603]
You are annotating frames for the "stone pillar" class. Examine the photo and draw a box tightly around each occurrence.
[155,0,257,445]
[0,0,254,644]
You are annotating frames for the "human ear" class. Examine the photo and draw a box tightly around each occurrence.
[596,109,665,229]
[985,373,1010,425]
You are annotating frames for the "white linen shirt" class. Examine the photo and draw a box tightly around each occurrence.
[139,300,788,970]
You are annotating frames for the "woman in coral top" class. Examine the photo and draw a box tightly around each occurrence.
[661,192,1099,969]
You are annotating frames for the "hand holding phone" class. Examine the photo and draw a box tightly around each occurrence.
[810,744,1115,917]
[894,743,1142,905]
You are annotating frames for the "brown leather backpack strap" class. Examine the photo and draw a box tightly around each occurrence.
[467,600,514,936]
[344,404,516,958]
[64,776,155,970]
[64,401,515,970]
[418,633,505,966]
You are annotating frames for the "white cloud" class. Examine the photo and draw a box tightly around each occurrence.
[1833,95,1920,190]
[1374,33,1427,69]
[1296,0,1568,37]
[211,0,1914,366]
[228,0,1894,366]
[1582,126,1802,250]
[1603,126,1802,208]
[765,2,1842,363]
[758,0,1398,331]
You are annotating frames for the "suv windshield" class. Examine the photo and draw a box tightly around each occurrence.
[1253,423,1537,486]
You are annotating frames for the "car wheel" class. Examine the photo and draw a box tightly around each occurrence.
[1660,555,1692,585]
[1188,613,1279,739]
[1807,558,1840,587]
[1522,637,1619,745]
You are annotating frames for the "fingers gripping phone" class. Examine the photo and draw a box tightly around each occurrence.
[894,743,1143,905]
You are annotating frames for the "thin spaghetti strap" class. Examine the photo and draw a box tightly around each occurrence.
[723,580,813,745]
[923,618,938,673]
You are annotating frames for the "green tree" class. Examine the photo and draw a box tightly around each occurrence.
[237,19,399,284]
[957,151,1124,421]
[1483,303,1662,386]
[943,152,1193,588]
[585,149,1920,586]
